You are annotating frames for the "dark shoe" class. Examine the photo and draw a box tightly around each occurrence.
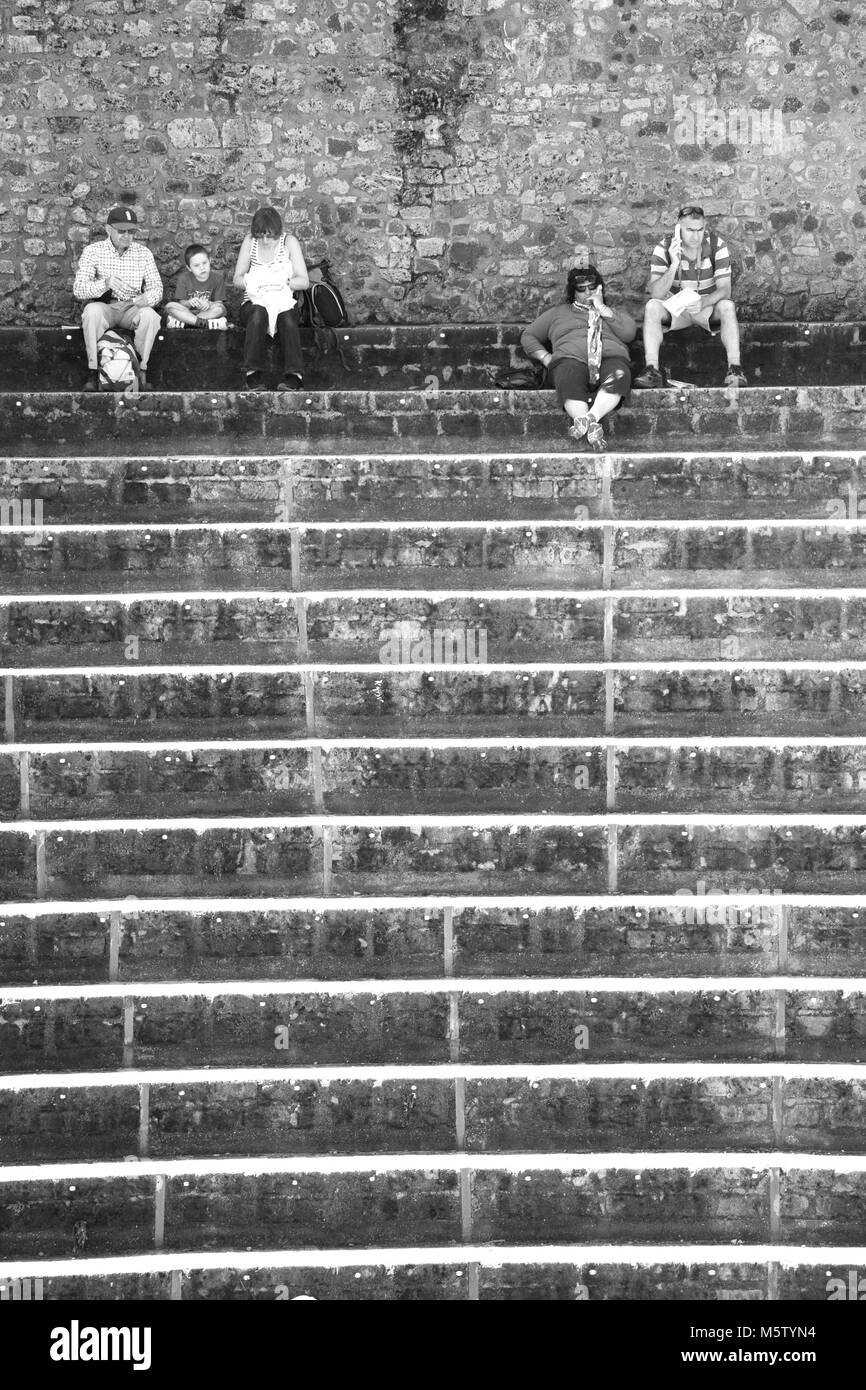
[195,317,208,329]
[82,368,100,392]
[245,371,267,392]
[277,374,303,391]
[633,364,667,389]
[724,365,748,388]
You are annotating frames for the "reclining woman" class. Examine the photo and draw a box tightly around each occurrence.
[521,265,636,451]
[232,206,311,391]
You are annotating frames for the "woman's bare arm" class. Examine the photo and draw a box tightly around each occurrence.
[232,234,253,290]
[286,236,310,292]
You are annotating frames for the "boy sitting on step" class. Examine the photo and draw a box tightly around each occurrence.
[164,244,229,330]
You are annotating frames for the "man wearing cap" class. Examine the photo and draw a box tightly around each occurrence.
[633,205,747,389]
[72,206,163,391]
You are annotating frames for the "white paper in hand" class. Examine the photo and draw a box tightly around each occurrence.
[664,287,703,317]
[246,261,296,336]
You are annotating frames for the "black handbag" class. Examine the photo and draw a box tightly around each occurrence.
[494,364,545,390]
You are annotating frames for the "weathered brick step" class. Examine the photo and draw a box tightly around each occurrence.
[9,589,866,667]
[4,1072,862,1162]
[2,976,865,1072]
[11,519,866,594]
[2,895,866,984]
[4,450,863,524]
[6,1066,866,1160]
[2,1245,864,1301]
[1,1153,864,1257]
[1,384,864,455]
[10,519,866,595]
[12,813,866,897]
[0,1245,860,1300]
[14,663,866,741]
[6,321,862,393]
[8,738,866,818]
[0,898,858,983]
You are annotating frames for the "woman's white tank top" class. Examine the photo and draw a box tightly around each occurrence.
[243,233,293,303]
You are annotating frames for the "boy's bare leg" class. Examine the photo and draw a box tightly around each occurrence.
[164,302,204,326]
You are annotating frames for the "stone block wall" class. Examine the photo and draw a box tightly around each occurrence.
[0,0,863,323]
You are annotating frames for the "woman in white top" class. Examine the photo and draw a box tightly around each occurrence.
[232,206,310,392]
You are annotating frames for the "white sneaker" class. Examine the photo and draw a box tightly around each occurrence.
[586,418,606,452]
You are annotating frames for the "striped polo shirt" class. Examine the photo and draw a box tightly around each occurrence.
[650,231,732,297]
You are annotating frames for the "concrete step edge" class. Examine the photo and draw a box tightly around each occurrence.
[1,1243,863,1280]
[0,448,851,461]
[3,519,865,534]
[2,975,862,1003]
[0,1151,863,1182]
[2,1061,864,1090]
[9,734,866,752]
[0,892,863,915]
[9,584,866,600]
[8,811,866,830]
[5,659,866,676]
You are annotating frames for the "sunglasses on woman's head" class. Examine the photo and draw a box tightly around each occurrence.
[678,205,705,218]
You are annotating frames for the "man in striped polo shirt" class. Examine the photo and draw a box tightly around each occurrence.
[72,206,163,391]
[633,205,747,389]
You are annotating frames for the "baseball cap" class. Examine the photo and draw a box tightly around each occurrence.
[107,206,139,226]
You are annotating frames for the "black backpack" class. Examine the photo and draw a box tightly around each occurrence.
[298,258,354,369]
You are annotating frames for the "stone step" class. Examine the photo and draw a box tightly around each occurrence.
[0,1153,864,1256]
[4,1066,866,1161]
[6,588,866,667]
[8,519,866,594]
[0,1246,861,1301]
[0,894,860,984]
[4,451,860,523]
[0,385,863,455]
[2,977,866,1072]
[11,663,866,741]
[7,739,866,818]
[5,322,862,393]
[1,896,864,984]
[13,812,866,897]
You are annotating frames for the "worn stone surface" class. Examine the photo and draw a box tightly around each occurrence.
[7,449,866,525]
[0,324,864,391]
[12,519,866,595]
[0,2,864,323]
[0,384,865,454]
[5,905,866,987]
[3,986,865,1073]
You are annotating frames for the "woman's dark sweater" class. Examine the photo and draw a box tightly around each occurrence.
[521,301,637,364]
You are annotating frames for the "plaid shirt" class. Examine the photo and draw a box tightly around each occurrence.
[72,237,163,307]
